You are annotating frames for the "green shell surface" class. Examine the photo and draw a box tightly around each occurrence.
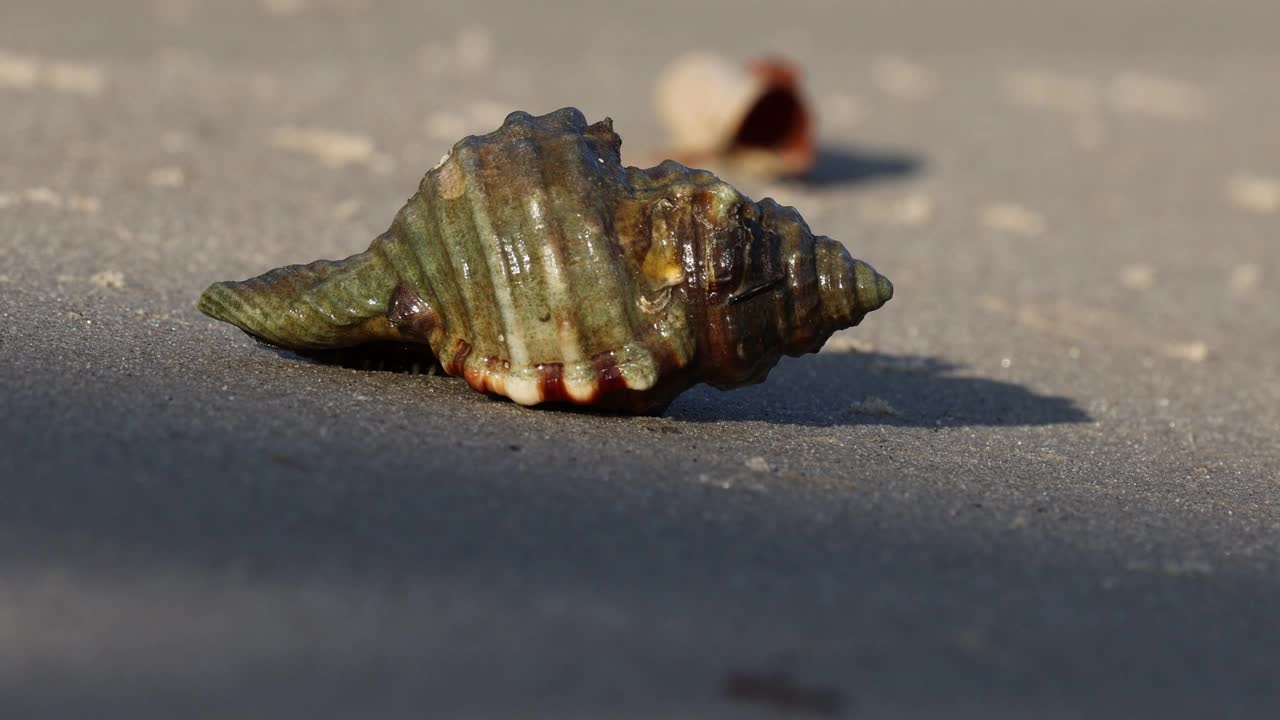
[198,107,893,412]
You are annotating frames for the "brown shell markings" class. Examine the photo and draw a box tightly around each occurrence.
[198,107,893,413]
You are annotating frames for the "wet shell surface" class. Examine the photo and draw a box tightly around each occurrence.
[198,107,893,413]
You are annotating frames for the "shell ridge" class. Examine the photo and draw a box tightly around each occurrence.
[588,170,660,393]
[376,212,429,299]
[545,140,647,399]
[436,142,503,379]
[415,184,473,365]
[540,150,604,401]
[362,233,438,344]
[594,186,662,393]
[526,133,586,369]
[459,140,530,373]
[298,252,394,334]
[476,132,566,405]
[495,135,557,367]
[396,200,452,302]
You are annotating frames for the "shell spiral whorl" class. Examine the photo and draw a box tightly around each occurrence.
[198,107,892,413]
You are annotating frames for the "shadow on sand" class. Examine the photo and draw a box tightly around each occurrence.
[800,144,922,188]
[667,351,1088,427]
[283,344,1088,428]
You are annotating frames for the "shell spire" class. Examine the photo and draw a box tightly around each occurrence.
[198,107,892,413]
[198,234,410,350]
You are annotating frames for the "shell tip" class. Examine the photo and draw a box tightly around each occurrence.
[197,281,233,323]
[870,270,893,310]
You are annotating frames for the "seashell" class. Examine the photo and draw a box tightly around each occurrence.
[653,53,816,178]
[198,107,891,413]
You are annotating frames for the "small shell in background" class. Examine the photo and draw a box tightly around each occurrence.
[653,53,816,179]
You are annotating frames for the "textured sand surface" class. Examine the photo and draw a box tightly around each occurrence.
[2,1,1278,717]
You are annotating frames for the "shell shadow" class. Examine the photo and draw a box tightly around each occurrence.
[274,341,444,375]
[801,144,922,188]
[279,343,1087,428]
[666,352,1091,428]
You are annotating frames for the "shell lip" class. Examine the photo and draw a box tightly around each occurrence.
[653,54,816,178]
[730,58,815,175]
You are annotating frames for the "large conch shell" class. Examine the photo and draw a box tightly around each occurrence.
[653,53,816,178]
[199,107,891,413]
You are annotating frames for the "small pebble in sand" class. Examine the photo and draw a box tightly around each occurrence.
[860,193,932,226]
[45,61,106,96]
[147,166,186,188]
[744,457,771,473]
[1161,341,1208,363]
[6,187,98,213]
[24,187,63,207]
[1226,173,1280,215]
[269,126,378,169]
[980,203,1045,237]
[1229,264,1261,295]
[1106,72,1205,118]
[1001,69,1098,115]
[821,335,875,354]
[1007,514,1030,530]
[67,195,100,214]
[0,50,40,89]
[850,396,898,417]
[871,56,936,99]
[0,51,106,96]
[455,26,495,72]
[89,270,126,290]
[332,197,363,221]
[697,473,734,490]
[1119,264,1156,290]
